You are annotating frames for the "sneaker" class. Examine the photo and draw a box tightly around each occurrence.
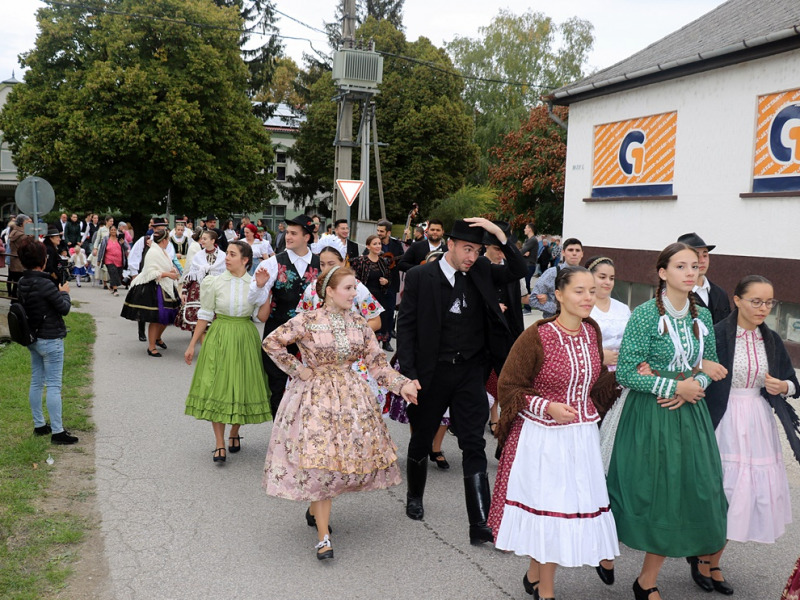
[51,430,79,445]
[34,424,52,436]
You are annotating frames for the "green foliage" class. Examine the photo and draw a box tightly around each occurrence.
[0,312,95,598]
[289,17,479,221]
[488,104,568,233]
[447,9,593,182]
[0,0,275,218]
[427,184,497,232]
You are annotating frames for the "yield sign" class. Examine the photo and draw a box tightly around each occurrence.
[336,179,364,207]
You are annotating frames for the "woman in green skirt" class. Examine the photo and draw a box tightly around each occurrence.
[606,243,729,600]
[184,241,272,463]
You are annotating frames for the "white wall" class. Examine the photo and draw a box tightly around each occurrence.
[563,49,800,259]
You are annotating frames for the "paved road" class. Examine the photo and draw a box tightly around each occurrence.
[74,284,799,599]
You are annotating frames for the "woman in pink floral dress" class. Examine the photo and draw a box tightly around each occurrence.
[263,266,419,560]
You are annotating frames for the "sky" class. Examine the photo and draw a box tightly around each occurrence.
[1,0,725,82]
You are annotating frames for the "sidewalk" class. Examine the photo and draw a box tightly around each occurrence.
[72,283,799,599]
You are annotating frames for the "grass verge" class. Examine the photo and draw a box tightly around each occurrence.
[0,311,95,599]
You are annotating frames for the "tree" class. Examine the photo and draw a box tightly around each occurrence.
[427,184,497,232]
[447,9,593,182]
[0,0,274,218]
[287,17,479,221]
[488,105,568,233]
[255,56,303,106]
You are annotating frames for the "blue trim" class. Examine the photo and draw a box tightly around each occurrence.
[591,184,673,198]
[753,175,800,193]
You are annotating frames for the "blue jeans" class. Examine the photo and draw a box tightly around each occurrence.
[28,338,65,433]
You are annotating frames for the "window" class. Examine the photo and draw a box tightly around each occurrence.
[275,151,287,182]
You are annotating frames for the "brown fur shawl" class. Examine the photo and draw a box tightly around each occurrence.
[495,316,620,447]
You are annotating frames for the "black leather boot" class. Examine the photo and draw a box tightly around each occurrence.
[464,472,493,545]
[406,456,427,520]
[138,320,146,342]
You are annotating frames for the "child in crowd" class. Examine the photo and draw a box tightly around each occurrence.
[70,245,88,287]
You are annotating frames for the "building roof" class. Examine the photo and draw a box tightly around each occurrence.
[263,103,305,132]
[1,71,21,85]
[548,0,800,104]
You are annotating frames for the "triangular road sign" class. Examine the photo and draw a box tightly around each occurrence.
[336,179,364,207]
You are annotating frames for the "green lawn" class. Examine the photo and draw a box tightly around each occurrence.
[0,311,95,599]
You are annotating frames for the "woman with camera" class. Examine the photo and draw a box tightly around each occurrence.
[16,237,79,445]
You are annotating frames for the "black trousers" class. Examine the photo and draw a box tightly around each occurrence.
[261,335,296,418]
[406,358,489,477]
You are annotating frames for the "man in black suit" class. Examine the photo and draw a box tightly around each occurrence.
[677,232,731,324]
[333,219,360,262]
[204,214,228,252]
[397,217,526,544]
[397,218,445,271]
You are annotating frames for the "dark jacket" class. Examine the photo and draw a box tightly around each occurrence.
[17,270,71,339]
[8,224,28,273]
[691,280,731,324]
[44,239,62,282]
[363,237,405,292]
[397,241,526,391]
[64,220,82,246]
[344,239,360,261]
[397,239,445,272]
[705,310,800,464]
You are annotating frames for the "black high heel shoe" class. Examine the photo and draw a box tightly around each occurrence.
[633,578,659,600]
[429,451,450,469]
[596,561,615,585]
[228,435,242,453]
[305,507,332,533]
[315,535,333,560]
[687,556,714,592]
[212,448,226,463]
[522,573,539,597]
[710,567,734,595]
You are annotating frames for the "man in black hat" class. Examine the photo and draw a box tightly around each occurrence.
[204,214,228,252]
[677,232,731,324]
[248,214,320,416]
[397,217,526,545]
[44,227,66,283]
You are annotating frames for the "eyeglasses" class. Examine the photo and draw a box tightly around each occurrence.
[741,298,778,309]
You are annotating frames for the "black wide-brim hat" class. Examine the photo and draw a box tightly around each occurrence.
[448,219,485,245]
[152,217,169,228]
[46,227,61,237]
[285,215,316,236]
[482,221,516,247]
[205,214,218,222]
[677,232,716,252]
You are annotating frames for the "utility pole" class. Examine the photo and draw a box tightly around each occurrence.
[331,0,357,223]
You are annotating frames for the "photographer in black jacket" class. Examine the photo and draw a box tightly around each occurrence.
[16,237,79,445]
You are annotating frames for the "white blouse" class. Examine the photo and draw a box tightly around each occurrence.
[591,298,631,351]
[184,247,226,283]
[197,271,259,321]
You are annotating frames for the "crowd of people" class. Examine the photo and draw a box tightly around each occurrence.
[5,209,799,597]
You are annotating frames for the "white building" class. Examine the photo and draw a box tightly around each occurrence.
[547,0,800,361]
[0,72,20,221]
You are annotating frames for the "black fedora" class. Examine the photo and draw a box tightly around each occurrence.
[205,214,218,222]
[46,227,61,237]
[482,221,516,247]
[152,217,169,228]
[448,219,485,245]
[285,214,316,237]
[677,232,716,252]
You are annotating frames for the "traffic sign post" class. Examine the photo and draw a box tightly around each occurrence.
[335,179,364,208]
[15,176,56,237]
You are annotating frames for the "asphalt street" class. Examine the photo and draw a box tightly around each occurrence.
[73,283,799,600]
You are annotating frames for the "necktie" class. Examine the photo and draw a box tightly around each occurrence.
[451,271,467,314]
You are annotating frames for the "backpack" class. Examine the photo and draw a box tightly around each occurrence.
[8,302,37,346]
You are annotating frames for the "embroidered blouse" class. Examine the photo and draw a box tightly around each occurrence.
[197,271,259,321]
[521,321,602,427]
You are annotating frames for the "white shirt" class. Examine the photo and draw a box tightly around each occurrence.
[693,276,711,305]
[428,240,444,253]
[197,271,259,322]
[247,248,313,305]
[590,298,632,352]
[438,254,464,287]
[127,234,176,275]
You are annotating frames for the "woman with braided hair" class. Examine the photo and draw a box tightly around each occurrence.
[606,242,729,600]
[263,266,419,560]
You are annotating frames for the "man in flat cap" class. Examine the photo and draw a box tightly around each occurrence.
[249,215,320,416]
[677,232,731,324]
[397,217,526,545]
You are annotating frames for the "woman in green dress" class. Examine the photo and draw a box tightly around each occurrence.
[184,241,272,463]
[606,242,728,600]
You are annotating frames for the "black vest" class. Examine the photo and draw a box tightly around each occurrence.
[264,251,320,335]
[438,270,484,362]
